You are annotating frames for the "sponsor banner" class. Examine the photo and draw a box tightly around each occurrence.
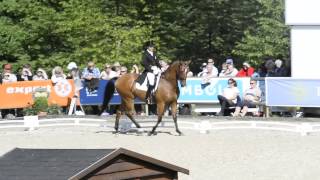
[266,78,320,107]
[0,80,75,109]
[178,78,251,103]
[79,80,143,105]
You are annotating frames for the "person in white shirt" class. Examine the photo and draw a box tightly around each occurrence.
[201,64,218,85]
[100,63,117,80]
[219,59,238,77]
[217,78,240,116]
[51,66,66,84]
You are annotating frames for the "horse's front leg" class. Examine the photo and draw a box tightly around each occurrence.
[171,101,183,136]
[148,102,165,136]
[114,106,122,133]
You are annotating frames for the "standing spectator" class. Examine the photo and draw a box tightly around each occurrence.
[232,80,262,117]
[217,78,240,116]
[201,64,218,85]
[33,68,48,81]
[82,61,100,92]
[51,66,66,84]
[100,63,117,80]
[219,59,238,77]
[17,64,33,81]
[265,58,275,77]
[197,62,208,77]
[218,62,227,77]
[274,59,288,77]
[237,62,255,77]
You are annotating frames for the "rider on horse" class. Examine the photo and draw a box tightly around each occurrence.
[141,43,162,104]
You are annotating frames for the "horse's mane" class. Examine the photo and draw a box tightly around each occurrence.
[163,61,180,75]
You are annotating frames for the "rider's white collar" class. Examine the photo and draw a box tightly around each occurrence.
[147,49,154,56]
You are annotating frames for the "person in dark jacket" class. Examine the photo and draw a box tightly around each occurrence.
[141,43,161,103]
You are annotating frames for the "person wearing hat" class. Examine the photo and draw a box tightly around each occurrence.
[112,62,121,77]
[141,43,161,103]
[236,62,255,77]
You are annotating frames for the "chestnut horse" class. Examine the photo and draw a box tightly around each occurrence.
[102,61,189,135]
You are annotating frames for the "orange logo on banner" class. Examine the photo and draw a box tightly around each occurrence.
[0,80,75,109]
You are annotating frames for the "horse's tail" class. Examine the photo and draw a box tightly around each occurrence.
[99,77,117,116]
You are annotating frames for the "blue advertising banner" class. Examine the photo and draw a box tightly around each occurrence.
[178,78,250,103]
[79,80,143,105]
[79,78,251,105]
[266,78,320,107]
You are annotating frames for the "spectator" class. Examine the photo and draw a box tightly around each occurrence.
[274,59,288,77]
[160,60,169,72]
[82,61,100,92]
[232,80,262,117]
[237,62,255,77]
[113,62,121,77]
[197,62,208,77]
[217,78,240,116]
[33,68,48,81]
[187,70,194,77]
[66,62,81,80]
[218,62,227,77]
[100,63,117,80]
[1,64,17,119]
[130,64,140,74]
[264,58,275,77]
[119,66,128,76]
[17,64,33,81]
[201,64,218,85]
[1,64,17,83]
[219,59,238,77]
[51,66,66,84]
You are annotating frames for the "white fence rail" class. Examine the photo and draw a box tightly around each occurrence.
[0,117,319,136]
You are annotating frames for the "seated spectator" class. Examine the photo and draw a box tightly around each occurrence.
[113,62,121,77]
[51,66,66,84]
[219,59,238,77]
[82,61,100,92]
[66,62,81,80]
[197,62,207,77]
[130,64,140,74]
[100,63,117,80]
[33,68,48,81]
[17,64,33,81]
[160,60,169,72]
[1,64,17,83]
[119,66,127,76]
[201,64,218,85]
[237,62,255,77]
[217,78,240,116]
[232,80,262,117]
[274,59,288,77]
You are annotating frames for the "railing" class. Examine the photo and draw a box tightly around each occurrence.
[0,117,319,136]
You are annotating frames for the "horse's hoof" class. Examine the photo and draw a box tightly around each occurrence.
[112,131,119,135]
[148,131,157,136]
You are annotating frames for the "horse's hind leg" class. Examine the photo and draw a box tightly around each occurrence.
[124,98,141,128]
[148,102,165,136]
[114,104,123,133]
[171,101,182,135]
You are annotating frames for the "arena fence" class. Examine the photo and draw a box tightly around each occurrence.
[0,117,319,136]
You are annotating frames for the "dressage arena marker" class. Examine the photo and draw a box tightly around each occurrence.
[0,118,319,136]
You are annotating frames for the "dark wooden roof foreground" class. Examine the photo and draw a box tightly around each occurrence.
[70,148,189,179]
[0,148,189,180]
[0,148,115,180]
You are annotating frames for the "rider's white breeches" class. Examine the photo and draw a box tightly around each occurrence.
[147,66,161,86]
[147,72,155,86]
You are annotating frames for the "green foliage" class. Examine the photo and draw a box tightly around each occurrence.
[23,97,62,116]
[0,0,289,72]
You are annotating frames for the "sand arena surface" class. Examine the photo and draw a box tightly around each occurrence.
[1,116,320,180]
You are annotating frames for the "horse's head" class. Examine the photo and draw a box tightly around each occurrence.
[177,61,190,87]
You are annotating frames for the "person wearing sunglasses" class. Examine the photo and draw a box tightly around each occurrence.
[217,78,240,116]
